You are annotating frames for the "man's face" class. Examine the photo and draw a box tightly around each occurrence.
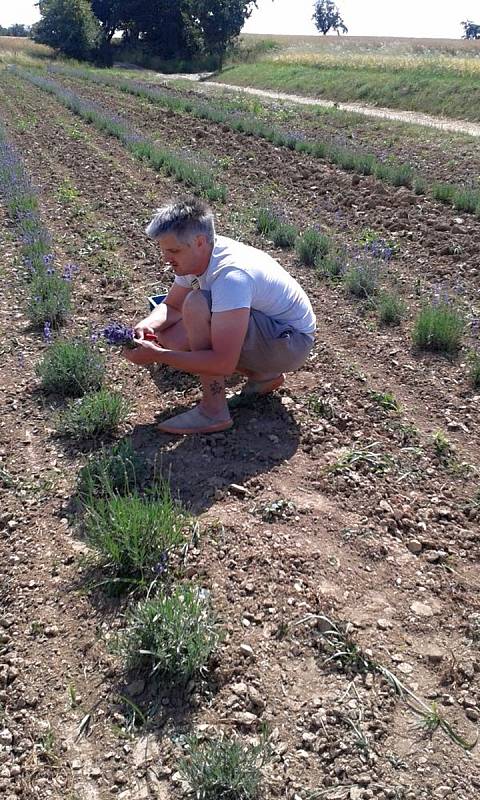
[157,232,205,276]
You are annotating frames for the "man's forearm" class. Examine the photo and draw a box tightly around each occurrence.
[142,303,182,331]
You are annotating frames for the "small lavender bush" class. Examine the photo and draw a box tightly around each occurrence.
[77,438,147,501]
[118,584,219,682]
[27,271,71,329]
[296,228,330,266]
[344,262,379,298]
[432,183,456,204]
[272,222,298,249]
[376,291,406,326]
[317,248,346,279]
[84,483,186,585]
[179,734,270,800]
[256,207,279,236]
[36,339,105,397]
[453,188,480,214]
[469,351,480,389]
[56,390,130,441]
[412,301,465,354]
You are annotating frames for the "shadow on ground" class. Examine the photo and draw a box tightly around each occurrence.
[130,393,301,514]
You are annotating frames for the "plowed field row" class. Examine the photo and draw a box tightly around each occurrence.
[0,69,479,800]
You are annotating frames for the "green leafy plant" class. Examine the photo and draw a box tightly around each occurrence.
[255,206,279,236]
[306,393,335,418]
[56,390,130,441]
[259,498,296,522]
[118,584,219,682]
[376,291,406,326]
[432,430,453,462]
[369,390,401,412]
[412,301,465,354]
[317,248,345,279]
[84,482,186,586]
[344,262,379,298]
[295,228,330,266]
[413,177,427,195]
[36,339,105,397]
[452,188,480,214]
[272,221,298,249]
[328,442,392,475]
[27,270,71,329]
[179,733,271,800]
[77,439,147,501]
[432,183,456,204]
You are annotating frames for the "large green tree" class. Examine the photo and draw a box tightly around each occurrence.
[89,0,259,61]
[462,19,480,39]
[33,0,101,59]
[196,0,258,62]
[313,0,347,36]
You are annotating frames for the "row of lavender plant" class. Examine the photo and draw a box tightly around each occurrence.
[258,206,479,383]
[0,122,73,334]
[11,67,226,203]
[0,122,51,273]
[46,63,480,216]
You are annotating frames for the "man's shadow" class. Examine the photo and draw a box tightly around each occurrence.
[129,393,300,513]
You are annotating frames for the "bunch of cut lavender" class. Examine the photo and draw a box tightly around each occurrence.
[103,322,136,348]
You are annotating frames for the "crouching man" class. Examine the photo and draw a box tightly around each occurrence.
[124,198,316,435]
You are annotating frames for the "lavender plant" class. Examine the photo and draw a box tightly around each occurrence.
[77,438,147,502]
[375,291,406,326]
[344,261,379,299]
[412,295,465,355]
[117,584,219,681]
[102,321,136,348]
[56,390,130,441]
[84,482,187,587]
[179,734,270,800]
[272,221,298,249]
[36,339,105,397]
[296,228,330,266]
[27,268,72,329]
[13,69,226,202]
[0,124,51,273]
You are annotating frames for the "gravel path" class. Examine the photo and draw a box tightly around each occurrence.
[160,72,480,138]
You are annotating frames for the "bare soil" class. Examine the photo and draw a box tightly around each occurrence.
[0,69,479,800]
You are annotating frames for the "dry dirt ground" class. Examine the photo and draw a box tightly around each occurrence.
[0,68,479,800]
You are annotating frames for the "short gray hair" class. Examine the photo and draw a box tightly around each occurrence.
[145,198,215,245]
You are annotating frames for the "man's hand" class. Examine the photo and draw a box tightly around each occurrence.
[122,339,166,365]
[133,321,156,341]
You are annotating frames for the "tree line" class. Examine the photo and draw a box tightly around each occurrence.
[4,2,479,66]
[0,23,32,36]
[31,0,261,64]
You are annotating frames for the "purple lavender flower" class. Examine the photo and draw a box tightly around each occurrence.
[470,318,480,336]
[62,263,78,282]
[102,321,135,347]
[43,321,52,343]
[152,552,169,576]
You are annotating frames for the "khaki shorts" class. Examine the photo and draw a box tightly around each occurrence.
[202,290,314,374]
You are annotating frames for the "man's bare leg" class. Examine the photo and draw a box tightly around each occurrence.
[181,291,230,419]
[157,292,232,434]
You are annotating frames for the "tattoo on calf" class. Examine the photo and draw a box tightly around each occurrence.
[210,380,223,395]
